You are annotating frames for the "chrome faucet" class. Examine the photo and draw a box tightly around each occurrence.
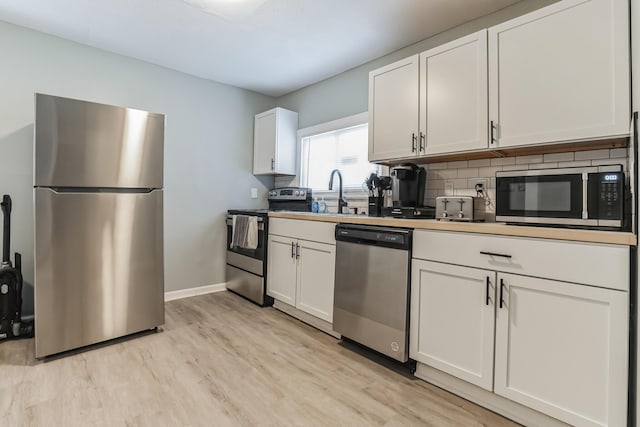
[329,169,347,214]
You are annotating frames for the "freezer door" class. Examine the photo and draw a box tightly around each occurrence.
[35,94,164,189]
[34,188,164,358]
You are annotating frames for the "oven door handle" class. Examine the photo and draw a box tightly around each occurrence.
[226,219,265,230]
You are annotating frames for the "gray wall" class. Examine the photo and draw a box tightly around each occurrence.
[0,20,275,315]
[276,0,558,129]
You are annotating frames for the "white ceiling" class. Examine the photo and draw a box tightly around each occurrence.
[0,0,522,97]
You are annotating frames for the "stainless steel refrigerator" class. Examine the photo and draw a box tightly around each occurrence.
[34,94,165,358]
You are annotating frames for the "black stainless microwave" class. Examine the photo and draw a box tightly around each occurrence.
[495,165,624,229]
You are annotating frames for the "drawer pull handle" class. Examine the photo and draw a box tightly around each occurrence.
[291,242,295,258]
[480,251,512,259]
[485,277,490,306]
[499,278,505,309]
[295,243,300,259]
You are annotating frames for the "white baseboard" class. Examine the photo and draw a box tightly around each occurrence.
[164,282,227,302]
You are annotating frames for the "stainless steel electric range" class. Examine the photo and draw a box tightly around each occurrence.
[226,187,312,306]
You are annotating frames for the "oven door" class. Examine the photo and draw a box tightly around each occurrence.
[496,171,584,225]
[226,216,265,261]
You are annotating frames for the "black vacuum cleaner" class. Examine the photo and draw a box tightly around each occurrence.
[0,195,33,340]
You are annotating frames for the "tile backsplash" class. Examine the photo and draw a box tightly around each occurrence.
[275,147,629,218]
[423,148,629,221]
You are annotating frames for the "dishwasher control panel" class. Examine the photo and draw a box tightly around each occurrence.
[335,224,411,249]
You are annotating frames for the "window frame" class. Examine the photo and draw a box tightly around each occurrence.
[297,112,380,196]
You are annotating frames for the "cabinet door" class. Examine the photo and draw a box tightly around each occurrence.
[253,110,277,174]
[420,30,488,155]
[266,235,297,305]
[410,260,496,391]
[368,55,419,161]
[296,240,335,322]
[495,273,628,427]
[273,108,298,175]
[488,0,629,148]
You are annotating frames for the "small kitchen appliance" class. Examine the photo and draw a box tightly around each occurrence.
[0,195,33,341]
[436,196,486,222]
[381,164,434,219]
[496,164,625,229]
[226,187,312,306]
[390,163,426,207]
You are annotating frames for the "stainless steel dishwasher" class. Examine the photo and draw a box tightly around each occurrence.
[333,224,412,362]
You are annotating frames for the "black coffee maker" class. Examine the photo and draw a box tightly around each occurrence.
[383,163,434,218]
[391,163,426,207]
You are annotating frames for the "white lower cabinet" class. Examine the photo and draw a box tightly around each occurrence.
[266,235,297,305]
[411,260,496,391]
[411,230,629,426]
[494,273,628,427]
[267,219,336,327]
[296,240,335,322]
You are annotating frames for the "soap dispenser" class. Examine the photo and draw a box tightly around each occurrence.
[318,197,327,213]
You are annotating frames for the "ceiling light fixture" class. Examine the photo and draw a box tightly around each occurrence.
[182,0,268,22]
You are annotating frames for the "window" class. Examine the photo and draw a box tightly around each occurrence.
[299,113,381,192]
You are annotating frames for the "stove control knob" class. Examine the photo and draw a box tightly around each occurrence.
[299,191,305,197]
[269,191,276,197]
[458,212,464,218]
[441,211,448,218]
[294,190,300,196]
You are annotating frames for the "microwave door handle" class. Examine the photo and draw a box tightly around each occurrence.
[582,173,589,219]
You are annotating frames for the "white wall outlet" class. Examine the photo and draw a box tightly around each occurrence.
[473,178,487,193]
[444,181,454,195]
[251,188,258,199]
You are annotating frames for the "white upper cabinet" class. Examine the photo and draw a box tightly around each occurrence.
[368,55,420,161]
[488,0,630,148]
[420,30,488,155]
[253,107,298,175]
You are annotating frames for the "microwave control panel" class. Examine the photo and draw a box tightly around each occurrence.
[587,172,623,220]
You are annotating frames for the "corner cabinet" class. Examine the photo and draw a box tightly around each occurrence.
[267,218,336,328]
[488,0,629,148]
[253,108,298,175]
[411,230,629,427]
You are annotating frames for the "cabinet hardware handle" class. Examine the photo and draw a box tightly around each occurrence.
[499,278,505,309]
[490,121,496,145]
[412,133,417,152]
[419,132,425,152]
[480,251,512,259]
[291,241,295,258]
[486,277,490,306]
[271,158,275,170]
[295,243,300,259]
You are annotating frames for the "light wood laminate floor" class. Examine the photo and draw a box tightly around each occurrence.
[1,291,519,426]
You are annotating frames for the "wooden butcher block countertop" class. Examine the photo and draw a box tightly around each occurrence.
[268,211,637,246]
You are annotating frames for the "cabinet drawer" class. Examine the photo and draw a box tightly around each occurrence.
[413,230,628,291]
[269,218,336,245]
